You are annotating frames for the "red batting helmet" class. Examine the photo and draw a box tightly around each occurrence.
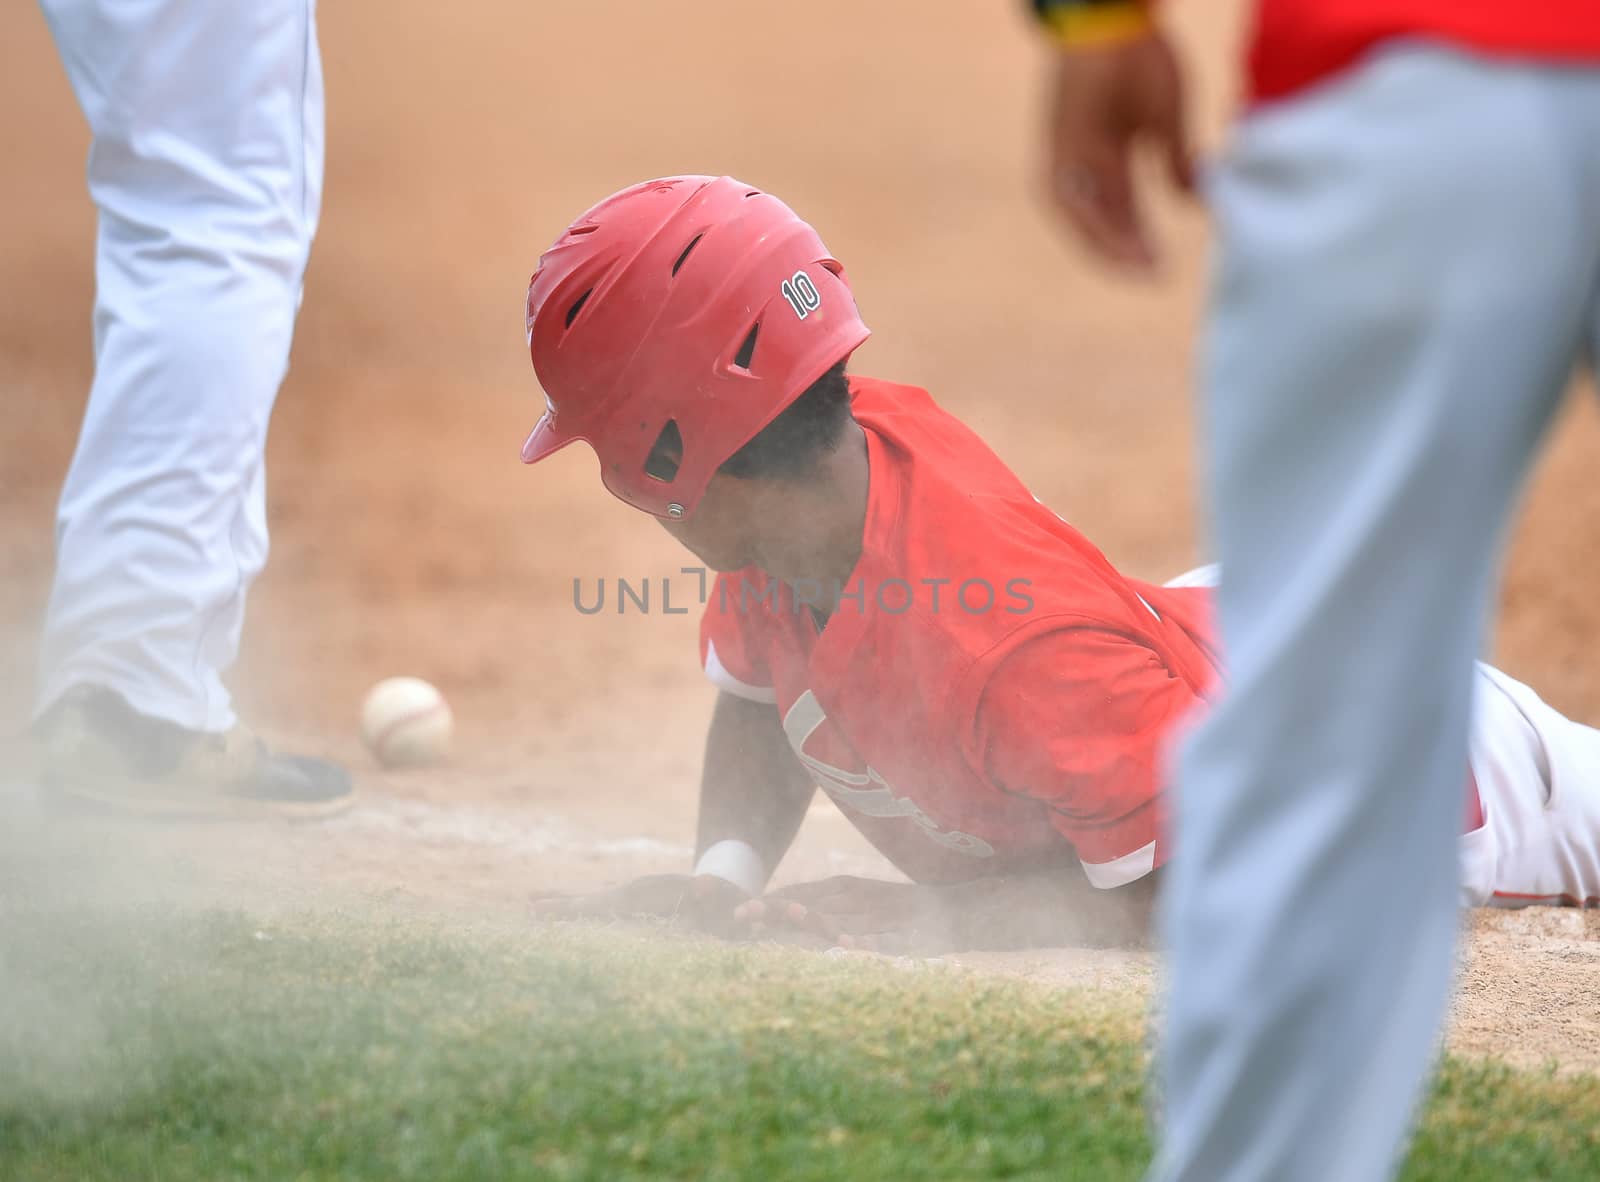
[520,175,871,518]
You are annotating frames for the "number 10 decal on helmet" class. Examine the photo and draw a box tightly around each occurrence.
[780,271,822,319]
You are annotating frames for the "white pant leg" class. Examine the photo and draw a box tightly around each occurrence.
[1159,567,1598,908]
[36,0,324,732]
[1153,48,1600,1182]
[1463,664,1600,908]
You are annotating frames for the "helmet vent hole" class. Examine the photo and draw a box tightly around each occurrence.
[565,288,594,329]
[733,322,760,370]
[671,234,704,277]
[644,419,683,483]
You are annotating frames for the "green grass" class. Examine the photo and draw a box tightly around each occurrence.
[0,906,1596,1181]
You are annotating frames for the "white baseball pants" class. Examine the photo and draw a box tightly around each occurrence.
[36,0,324,732]
[1165,566,1600,910]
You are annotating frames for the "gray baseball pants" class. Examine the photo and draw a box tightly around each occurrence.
[1152,45,1600,1182]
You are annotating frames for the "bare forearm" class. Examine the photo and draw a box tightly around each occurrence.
[693,692,815,891]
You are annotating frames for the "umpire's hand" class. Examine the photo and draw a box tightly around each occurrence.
[1046,27,1195,270]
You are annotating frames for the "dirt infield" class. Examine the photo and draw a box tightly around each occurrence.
[3,0,1597,1076]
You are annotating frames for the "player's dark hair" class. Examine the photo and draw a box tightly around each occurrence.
[718,360,854,480]
[640,360,854,485]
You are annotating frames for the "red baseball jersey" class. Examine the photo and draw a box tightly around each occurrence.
[699,377,1223,889]
[1246,0,1600,103]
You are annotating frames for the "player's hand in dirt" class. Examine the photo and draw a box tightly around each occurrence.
[734,876,958,956]
[531,874,751,939]
[735,871,1159,955]
[1046,27,1194,271]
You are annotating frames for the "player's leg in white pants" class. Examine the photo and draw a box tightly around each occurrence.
[1164,568,1600,909]
[1464,664,1600,908]
[1151,48,1600,1182]
[1164,565,1600,907]
[35,0,324,733]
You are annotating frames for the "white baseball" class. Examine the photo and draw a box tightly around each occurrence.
[360,677,453,768]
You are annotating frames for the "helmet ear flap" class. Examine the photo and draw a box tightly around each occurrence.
[643,420,683,483]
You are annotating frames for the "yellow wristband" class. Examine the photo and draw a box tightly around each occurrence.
[1040,4,1153,49]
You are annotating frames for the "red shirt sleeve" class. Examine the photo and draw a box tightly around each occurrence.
[967,625,1207,888]
[698,569,780,704]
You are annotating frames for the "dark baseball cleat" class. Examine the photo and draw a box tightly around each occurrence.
[34,685,354,820]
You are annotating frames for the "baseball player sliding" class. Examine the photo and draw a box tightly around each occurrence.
[529,176,1599,952]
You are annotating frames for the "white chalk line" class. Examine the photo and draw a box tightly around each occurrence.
[326,795,692,861]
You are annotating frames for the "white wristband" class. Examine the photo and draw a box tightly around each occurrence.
[693,839,768,897]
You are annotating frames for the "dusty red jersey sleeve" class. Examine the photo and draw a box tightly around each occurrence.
[967,625,1206,888]
[698,569,780,704]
